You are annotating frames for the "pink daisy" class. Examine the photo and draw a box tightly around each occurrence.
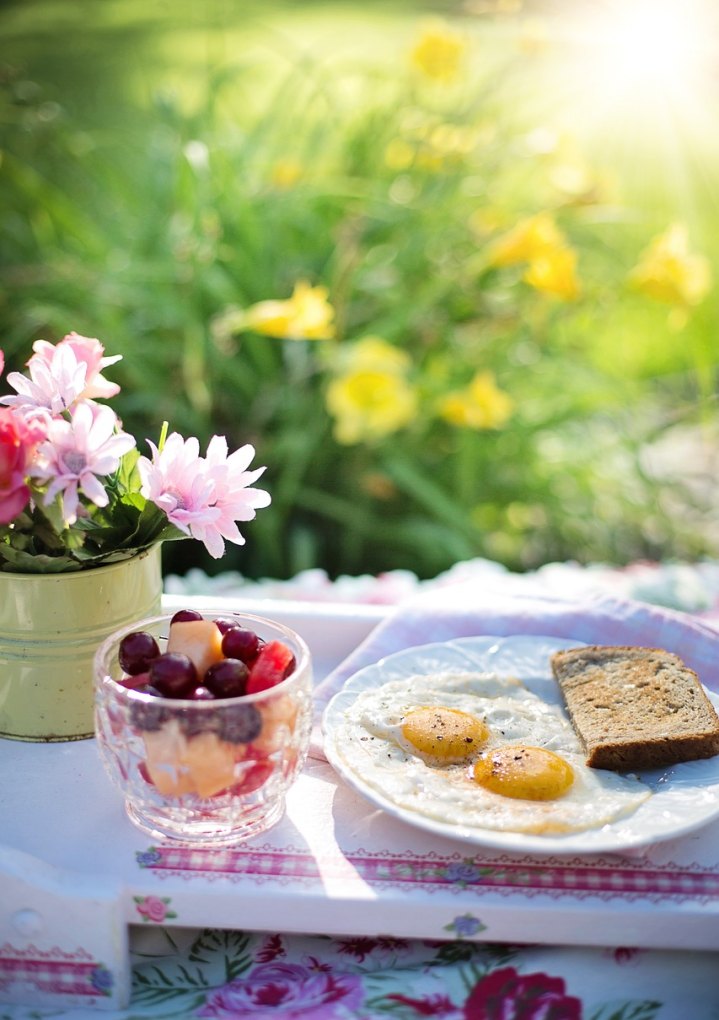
[138,433,270,558]
[32,402,136,525]
[32,333,122,401]
[1,342,89,417]
[1,334,122,418]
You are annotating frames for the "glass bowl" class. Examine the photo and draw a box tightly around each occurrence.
[94,611,312,845]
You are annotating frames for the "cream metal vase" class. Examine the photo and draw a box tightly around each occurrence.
[0,546,162,741]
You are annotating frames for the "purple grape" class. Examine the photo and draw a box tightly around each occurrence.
[191,685,216,701]
[149,652,198,698]
[129,688,169,731]
[221,626,261,664]
[181,688,216,736]
[119,631,160,675]
[171,608,204,624]
[214,617,238,635]
[205,658,249,699]
[219,702,262,744]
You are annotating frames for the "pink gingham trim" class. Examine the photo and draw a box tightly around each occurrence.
[139,844,719,903]
[0,945,103,998]
[312,582,719,757]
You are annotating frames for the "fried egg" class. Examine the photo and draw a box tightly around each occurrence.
[333,671,651,836]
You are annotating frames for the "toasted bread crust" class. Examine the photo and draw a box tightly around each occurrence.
[550,645,719,771]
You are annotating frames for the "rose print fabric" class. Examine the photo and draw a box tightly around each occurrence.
[5,926,713,1019]
[129,931,719,1020]
[133,934,717,1020]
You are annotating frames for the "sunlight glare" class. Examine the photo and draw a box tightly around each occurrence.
[612,3,698,85]
[563,0,717,119]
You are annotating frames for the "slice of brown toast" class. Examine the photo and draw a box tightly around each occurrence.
[550,645,719,771]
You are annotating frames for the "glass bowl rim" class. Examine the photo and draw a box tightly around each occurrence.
[93,610,312,707]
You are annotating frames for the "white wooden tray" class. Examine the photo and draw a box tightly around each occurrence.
[1,595,719,1012]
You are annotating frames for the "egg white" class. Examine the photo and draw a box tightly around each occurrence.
[333,671,652,836]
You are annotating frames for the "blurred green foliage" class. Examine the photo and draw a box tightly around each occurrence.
[2,1,718,580]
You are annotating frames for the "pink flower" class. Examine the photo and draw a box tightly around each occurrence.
[32,332,122,401]
[335,936,382,962]
[138,433,270,559]
[387,992,460,1016]
[255,934,286,963]
[2,342,88,417]
[0,350,4,377]
[0,408,44,525]
[135,896,169,923]
[1,333,121,418]
[610,947,642,966]
[32,402,135,525]
[138,432,219,536]
[203,436,271,553]
[464,967,582,1020]
[196,962,364,1018]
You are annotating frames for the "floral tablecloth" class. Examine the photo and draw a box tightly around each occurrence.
[5,558,719,1020]
[108,924,718,1019]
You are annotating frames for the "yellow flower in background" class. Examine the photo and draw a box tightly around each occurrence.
[524,245,580,301]
[325,336,418,445]
[437,371,514,430]
[327,371,418,445]
[242,281,335,340]
[270,158,303,189]
[486,213,565,267]
[385,121,478,174]
[384,137,415,171]
[410,19,466,83]
[629,224,712,307]
[485,212,580,300]
[333,335,412,374]
[428,123,478,158]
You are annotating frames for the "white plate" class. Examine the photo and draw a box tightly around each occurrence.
[322,635,719,855]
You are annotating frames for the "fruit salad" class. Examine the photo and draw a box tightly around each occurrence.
[94,610,313,844]
[117,609,302,799]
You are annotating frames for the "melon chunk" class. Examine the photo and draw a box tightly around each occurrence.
[143,720,194,796]
[142,721,237,798]
[183,731,237,798]
[166,619,224,680]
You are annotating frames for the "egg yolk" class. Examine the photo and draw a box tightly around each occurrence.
[472,745,574,801]
[401,706,489,763]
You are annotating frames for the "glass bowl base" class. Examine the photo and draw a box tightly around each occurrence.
[125,795,286,846]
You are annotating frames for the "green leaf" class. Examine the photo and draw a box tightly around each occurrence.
[188,928,253,981]
[117,447,143,491]
[0,548,84,573]
[589,1002,662,1020]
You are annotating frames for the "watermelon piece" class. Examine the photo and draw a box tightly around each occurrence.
[246,640,296,694]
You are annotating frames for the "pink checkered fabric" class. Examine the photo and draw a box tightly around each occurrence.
[0,956,101,996]
[314,581,719,728]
